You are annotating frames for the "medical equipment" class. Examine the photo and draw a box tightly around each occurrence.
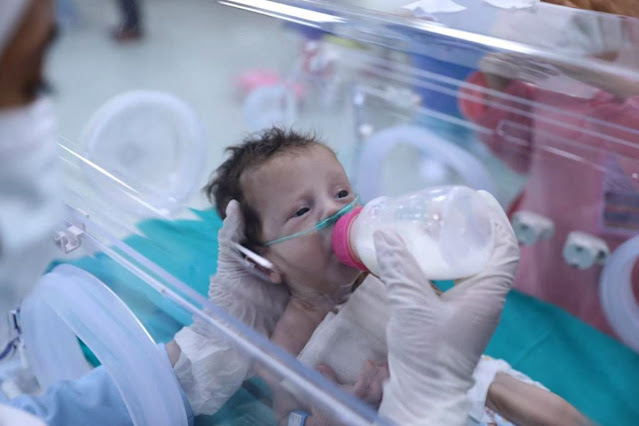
[332,186,495,279]
[510,211,554,246]
[600,235,639,352]
[3,0,639,424]
[243,84,298,132]
[263,196,359,246]
[220,0,639,344]
[239,38,343,131]
[25,264,188,426]
[81,91,208,217]
[353,124,496,203]
[562,232,610,270]
[2,89,379,425]
[216,1,639,421]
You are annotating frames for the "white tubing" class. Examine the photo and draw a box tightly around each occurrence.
[355,124,496,202]
[33,265,188,426]
[600,235,639,352]
[20,289,91,390]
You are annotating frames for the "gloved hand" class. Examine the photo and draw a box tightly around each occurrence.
[376,191,519,425]
[200,199,288,337]
[173,200,289,415]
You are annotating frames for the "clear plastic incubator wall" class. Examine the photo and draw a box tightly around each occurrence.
[2,0,639,425]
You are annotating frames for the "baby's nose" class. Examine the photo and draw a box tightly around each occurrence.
[325,199,350,224]
[326,201,343,218]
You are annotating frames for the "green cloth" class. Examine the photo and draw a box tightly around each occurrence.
[55,210,638,425]
[435,278,639,424]
[486,290,639,425]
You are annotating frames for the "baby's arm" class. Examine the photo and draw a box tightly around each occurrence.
[487,372,591,426]
[284,362,389,426]
[317,361,389,408]
[257,298,335,425]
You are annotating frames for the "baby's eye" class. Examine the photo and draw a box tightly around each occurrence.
[337,190,350,199]
[294,207,310,217]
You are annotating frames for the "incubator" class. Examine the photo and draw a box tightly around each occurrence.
[1,0,639,425]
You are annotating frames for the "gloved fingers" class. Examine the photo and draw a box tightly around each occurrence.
[373,230,440,307]
[476,190,512,235]
[218,200,246,246]
[217,200,251,271]
[443,222,518,303]
[441,227,513,358]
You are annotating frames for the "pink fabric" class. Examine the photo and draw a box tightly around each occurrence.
[460,71,639,338]
[235,70,282,95]
[235,70,307,100]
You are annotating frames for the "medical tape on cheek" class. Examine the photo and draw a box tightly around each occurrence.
[263,197,359,246]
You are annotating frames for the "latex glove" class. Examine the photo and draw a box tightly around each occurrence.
[173,200,289,415]
[377,191,519,425]
[200,199,288,338]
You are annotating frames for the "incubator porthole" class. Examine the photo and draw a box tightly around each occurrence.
[81,90,207,217]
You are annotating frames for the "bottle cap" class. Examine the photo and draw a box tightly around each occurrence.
[331,206,368,271]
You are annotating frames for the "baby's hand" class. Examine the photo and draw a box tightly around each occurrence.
[352,360,390,407]
[317,361,390,408]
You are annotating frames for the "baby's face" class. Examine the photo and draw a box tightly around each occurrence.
[242,145,361,304]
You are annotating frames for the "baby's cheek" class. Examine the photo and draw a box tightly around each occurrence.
[294,236,324,259]
[275,239,327,275]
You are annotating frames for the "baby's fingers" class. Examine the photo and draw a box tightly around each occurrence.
[353,361,375,398]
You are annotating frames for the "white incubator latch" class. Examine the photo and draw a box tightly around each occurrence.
[53,224,85,254]
[563,231,610,270]
[511,211,555,246]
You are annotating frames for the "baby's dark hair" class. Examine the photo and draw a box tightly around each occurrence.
[204,127,326,248]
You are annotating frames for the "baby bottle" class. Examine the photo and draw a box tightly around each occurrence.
[332,186,495,280]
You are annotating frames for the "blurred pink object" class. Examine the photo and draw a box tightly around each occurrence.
[235,70,306,100]
[460,71,639,339]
